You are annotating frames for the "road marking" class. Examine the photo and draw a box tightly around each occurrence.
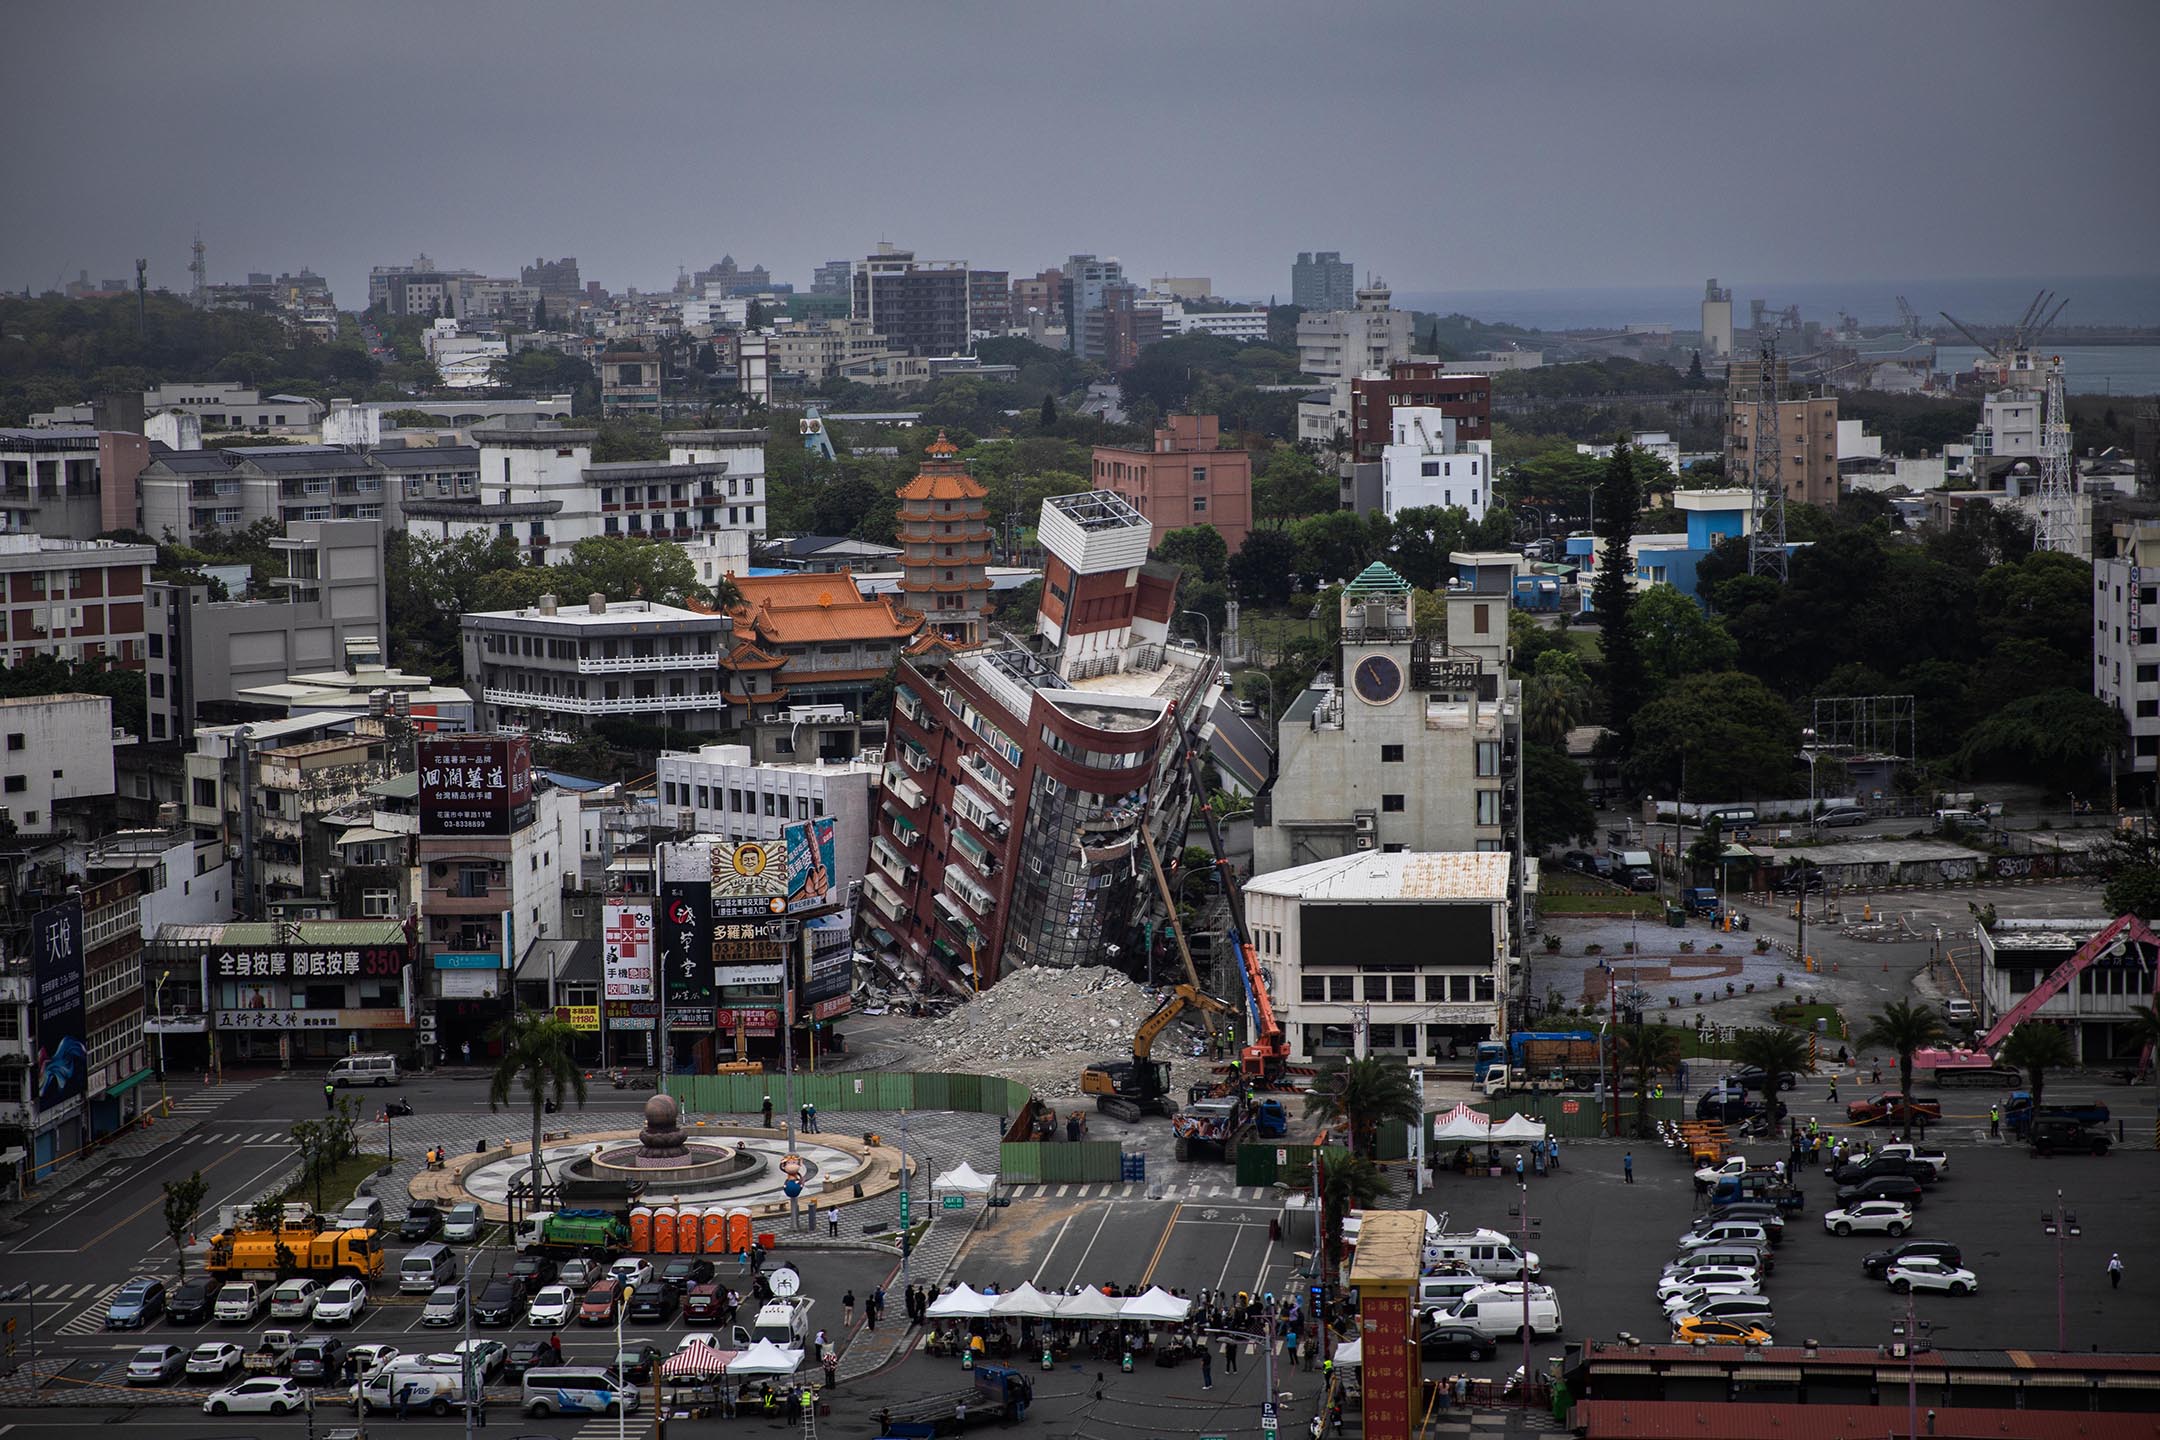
[1122,1183,1136,1198]
[1062,1199,1121,1290]
[1054,1184,1069,1197]
[1213,1220,1249,1294]
[1029,1212,1079,1287]
[1137,1202,1184,1289]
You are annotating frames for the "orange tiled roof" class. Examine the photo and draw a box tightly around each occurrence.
[723,569,924,646]
[896,430,988,502]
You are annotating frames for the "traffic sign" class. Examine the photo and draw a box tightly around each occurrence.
[1262,1402,1278,1419]
[943,1195,965,1210]
[900,1192,911,1223]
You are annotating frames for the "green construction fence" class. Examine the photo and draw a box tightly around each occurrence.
[666,1070,1034,1120]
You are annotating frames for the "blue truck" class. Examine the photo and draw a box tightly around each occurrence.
[2003,1092,2109,1139]
[1477,1030,1601,1095]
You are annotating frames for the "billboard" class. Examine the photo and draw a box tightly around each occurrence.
[33,900,86,1115]
[417,735,535,837]
[657,882,714,1007]
[784,817,838,915]
[603,902,654,1002]
[210,943,406,981]
[803,912,852,1006]
[710,839,787,918]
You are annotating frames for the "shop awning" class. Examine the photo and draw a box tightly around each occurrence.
[104,1066,157,1099]
[882,804,919,840]
[932,938,958,960]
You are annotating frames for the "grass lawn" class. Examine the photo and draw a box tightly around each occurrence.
[1771,1000,1848,1038]
[1539,893,1663,916]
[280,1153,387,1213]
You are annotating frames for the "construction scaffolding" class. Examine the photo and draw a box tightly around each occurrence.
[1746,336,1787,580]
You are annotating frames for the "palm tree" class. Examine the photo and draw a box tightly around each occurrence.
[1301,1055,1424,1159]
[2122,1002,2160,1148]
[1998,1021,2075,1119]
[1728,1027,1813,1112]
[1617,1026,1684,1137]
[1855,1000,1949,1102]
[1523,673,1588,748]
[1292,1149,1390,1271]
[489,1010,589,1207]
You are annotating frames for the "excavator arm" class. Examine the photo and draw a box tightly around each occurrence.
[1133,983,1233,1061]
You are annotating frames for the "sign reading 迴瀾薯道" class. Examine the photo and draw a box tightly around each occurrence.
[417,735,535,837]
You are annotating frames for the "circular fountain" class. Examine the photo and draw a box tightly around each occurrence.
[571,1093,762,1195]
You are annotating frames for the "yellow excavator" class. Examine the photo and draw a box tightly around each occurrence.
[1080,983,1235,1121]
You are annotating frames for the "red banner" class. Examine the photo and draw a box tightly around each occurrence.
[1358,1293,1415,1440]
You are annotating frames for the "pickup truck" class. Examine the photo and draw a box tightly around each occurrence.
[2004,1094,2109,1139]
[244,1329,303,1375]
[1708,1174,1806,1212]
[1846,1093,1943,1127]
[1831,1154,1937,1187]
[1876,1142,1949,1175]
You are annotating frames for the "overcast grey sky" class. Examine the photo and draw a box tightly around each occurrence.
[5,0,2155,310]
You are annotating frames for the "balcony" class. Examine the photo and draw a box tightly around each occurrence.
[882,766,927,810]
[944,869,994,917]
[958,752,1013,804]
[871,835,916,885]
[575,652,715,674]
[863,870,908,921]
[484,687,727,716]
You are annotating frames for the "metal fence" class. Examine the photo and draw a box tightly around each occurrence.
[998,1141,1125,1183]
[665,1071,1033,1118]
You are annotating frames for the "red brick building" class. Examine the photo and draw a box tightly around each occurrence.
[894,434,993,648]
[0,535,155,669]
[1090,414,1254,553]
[1351,363,1491,464]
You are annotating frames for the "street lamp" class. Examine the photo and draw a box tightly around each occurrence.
[1179,609,1213,656]
[1200,1314,1282,1440]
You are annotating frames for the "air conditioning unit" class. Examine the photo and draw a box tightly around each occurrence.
[1354,835,1376,851]
[1353,811,1377,835]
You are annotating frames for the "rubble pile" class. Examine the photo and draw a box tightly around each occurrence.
[886,965,1221,1098]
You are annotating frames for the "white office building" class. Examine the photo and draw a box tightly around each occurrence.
[0,692,118,837]
[460,594,735,740]
[655,742,880,904]
[2094,520,2160,780]
[1296,281,1412,381]
[1379,408,1491,521]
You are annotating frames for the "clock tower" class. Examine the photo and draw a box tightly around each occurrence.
[1341,564,1416,716]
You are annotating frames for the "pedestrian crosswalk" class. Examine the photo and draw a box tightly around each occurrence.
[998,1182,1277,1201]
[55,1284,124,1336]
[177,1130,296,1146]
[163,1079,265,1117]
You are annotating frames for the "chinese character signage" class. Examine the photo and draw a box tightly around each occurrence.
[33,900,86,1115]
[417,735,535,837]
[1357,1293,1416,1440]
[657,882,713,1006]
[784,817,837,915]
[554,1005,601,1032]
[603,902,654,1002]
[208,945,406,980]
[710,840,787,918]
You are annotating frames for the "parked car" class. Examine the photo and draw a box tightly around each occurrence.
[1846,1092,1943,1127]
[127,1344,188,1384]
[289,1338,348,1385]
[509,1253,559,1289]
[1654,1268,1761,1304]
[188,1342,246,1378]
[681,1283,732,1324]
[441,1203,485,1243]
[347,1343,403,1374]
[167,1277,217,1325]
[1419,1323,1496,1360]
[659,1258,715,1293]
[1862,1240,1963,1280]
[1627,870,1659,893]
[617,1341,662,1383]
[1823,1200,1914,1236]
[107,1279,168,1329]
[504,1339,560,1380]
[1560,850,1612,878]
[1671,1317,1771,1347]
[473,1278,529,1327]
[1886,1257,1979,1295]
[421,1285,465,1328]
[557,1257,603,1291]
[1660,1283,1764,1318]
[313,1278,369,1326]
[269,1279,325,1321]
[528,1285,577,1328]
[1833,1155,1937,1187]
[1877,1143,1950,1175]
[439,1339,506,1382]
[1689,1208,1784,1244]
[608,1258,654,1290]
[400,1203,444,1242]
[1814,805,1868,828]
[2029,1117,2112,1155]
[1836,1175,1925,1210]
[204,1377,307,1415]
[1666,1294,1776,1330]
[625,1287,678,1325]
[1773,868,1826,893]
[578,1278,623,1325]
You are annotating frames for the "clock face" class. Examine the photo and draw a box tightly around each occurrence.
[1353,655,1404,706]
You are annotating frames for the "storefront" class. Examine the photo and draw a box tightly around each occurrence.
[196,924,415,1068]
[430,952,508,1061]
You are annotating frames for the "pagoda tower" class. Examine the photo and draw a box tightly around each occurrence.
[895,432,994,647]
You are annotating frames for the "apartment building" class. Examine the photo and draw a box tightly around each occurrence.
[1292,251,1355,313]
[0,534,154,670]
[1378,409,1492,522]
[762,318,901,387]
[869,490,1209,993]
[2094,520,2160,785]
[0,428,104,539]
[852,246,973,356]
[1297,281,1412,381]
[0,693,118,837]
[1726,368,1841,509]
[1350,364,1492,461]
[1091,414,1254,553]
[460,593,734,740]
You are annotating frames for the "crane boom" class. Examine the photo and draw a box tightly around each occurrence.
[1977,914,2157,1051]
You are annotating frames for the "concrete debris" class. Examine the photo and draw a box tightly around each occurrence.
[878,965,1222,1100]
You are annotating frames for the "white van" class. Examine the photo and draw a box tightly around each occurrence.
[1416,1272,1485,1313]
[402,1242,457,1294]
[749,1299,813,1347]
[214,1282,267,1324]
[1426,1229,1541,1280]
[355,1368,467,1416]
[330,1053,401,1088]
[523,1368,638,1417]
[1446,1283,1562,1340]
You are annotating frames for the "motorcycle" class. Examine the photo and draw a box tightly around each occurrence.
[384,1098,414,1119]
[610,1068,655,1091]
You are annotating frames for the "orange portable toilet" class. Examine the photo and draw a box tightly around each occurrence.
[628,1206,653,1253]
[651,1206,678,1254]
[673,1208,700,1252]
[726,1209,753,1253]
[701,1205,729,1254]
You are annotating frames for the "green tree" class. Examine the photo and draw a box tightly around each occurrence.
[162,1170,210,1277]
[1284,1148,1388,1270]
[1626,671,1801,799]
[1684,816,1726,877]
[1227,527,1301,606]
[1592,447,1644,752]
[1687,351,1705,386]
[1997,1021,2074,1116]
[289,1098,358,1212]
[489,1010,589,1207]
[1958,690,2124,790]
[532,296,547,329]
[1631,585,1737,690]
[1154,524,1229,585]
[1290,509,1377,584]
[1728,1027,1812,1103]
[1301,1055,1423,1159]
[1618,1026,1684,1137]
[2099,828,2160,920]
[1523,667,1590,748]
[1523,743,1594,852]
[1855,1000,1949,1105]
[1383,506,1470,590]
[1039,392,1057,428]
[1252,447,1338,524]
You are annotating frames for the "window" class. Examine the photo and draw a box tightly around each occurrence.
[1327,976,1355,1001]
[360,888,397,918]
[1473,603,1490,634]
[192,777,216,808]
[1192,495,1207,513]
[1381,793,1405,812]
[1301,975,1325,1002]
[1421,461,1439,477]
[1476,789,1502,825]
[1192,466,1207,488]
[4,734,20,751]
[1475,740,1500,776]
[1378,743,1404,764]
[2140,664,2159,684]
[2,776,21,793]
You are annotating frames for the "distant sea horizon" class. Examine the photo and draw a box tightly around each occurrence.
[1364,275,2160,334]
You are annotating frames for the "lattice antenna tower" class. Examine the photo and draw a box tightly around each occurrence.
[189,232,207,308]
[1747,330,1787,580]
[2034,358,2076,553]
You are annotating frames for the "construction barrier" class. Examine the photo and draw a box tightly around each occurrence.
[665,1070,1034,1119]
[997,1140,1125,1184]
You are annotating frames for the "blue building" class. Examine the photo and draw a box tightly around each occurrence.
[1566,488,1800,612]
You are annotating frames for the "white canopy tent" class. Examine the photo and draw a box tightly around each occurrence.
[1054,1287,1126,1321]
[1118,1286,1191,1322]
[1491,1113,1549,1142]
[990,1282,1062,1318]
[933,1161,998,1193]
[726,1340,803,1375]
[1331,1338,1362,1368]
[925,1284,997,1319]
[1432,1103,1494,1142]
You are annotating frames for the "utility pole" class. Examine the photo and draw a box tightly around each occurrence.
[781,929,800,1232]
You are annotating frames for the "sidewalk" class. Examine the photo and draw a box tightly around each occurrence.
[0,1074,263,1232]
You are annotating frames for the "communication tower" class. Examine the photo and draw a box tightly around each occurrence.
[189,233,208,308]
[1746,334,1787,580]
[2033,359,2076,554]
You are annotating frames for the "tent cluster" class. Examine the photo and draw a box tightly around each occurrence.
[924,1282,1191,1321]
[1431,1103,1548,1142]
